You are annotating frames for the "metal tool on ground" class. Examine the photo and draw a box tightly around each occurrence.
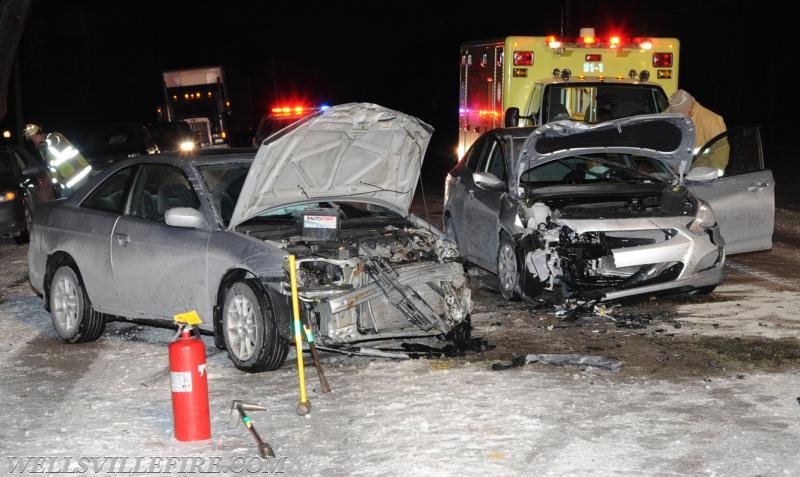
[288,255,311,416]
[230,400,275,457]
[300,314,331,394]
[169,311,210,441]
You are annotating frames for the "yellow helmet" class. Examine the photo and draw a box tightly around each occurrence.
[23,123,42,140]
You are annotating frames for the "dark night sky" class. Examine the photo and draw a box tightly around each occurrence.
[4,0,796,174]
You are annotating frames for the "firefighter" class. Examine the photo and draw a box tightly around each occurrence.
[23,123,92,196]
[668,90,729,175]
[22,123,48,164]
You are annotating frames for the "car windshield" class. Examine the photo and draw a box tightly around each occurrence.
[196,162,250,227]
[0,149,18,177]
[520,153,673,186]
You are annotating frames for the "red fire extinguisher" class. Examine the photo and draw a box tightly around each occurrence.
[169,312,210,441]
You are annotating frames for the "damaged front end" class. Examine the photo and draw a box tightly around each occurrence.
[268,216,471,345]
[507,186,725,301]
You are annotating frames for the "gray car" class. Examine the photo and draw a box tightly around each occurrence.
[28,103,471,372]
[443,114,774,302]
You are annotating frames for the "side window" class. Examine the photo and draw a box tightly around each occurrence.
[464,136,486,171]
[130,164,199,222]
[483,139,507,182]
[81,167,134,214]
[693,126,762,177]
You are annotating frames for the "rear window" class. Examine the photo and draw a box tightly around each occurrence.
[544,84,668,124]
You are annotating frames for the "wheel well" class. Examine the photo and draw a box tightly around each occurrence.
[213,268,255,349]
[44,252,78,312]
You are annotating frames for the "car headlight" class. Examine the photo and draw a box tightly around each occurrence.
[688,198,716,233]
[0,191,16,203]
[179,140,196,152]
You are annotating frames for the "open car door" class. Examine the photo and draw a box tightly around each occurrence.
[686,126,774,254]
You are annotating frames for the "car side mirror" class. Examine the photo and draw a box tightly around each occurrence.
[165,207,207,229]
[473,171,505,191]
[504,107,519,127]
[685,167,719,182]
[21,165,42,177]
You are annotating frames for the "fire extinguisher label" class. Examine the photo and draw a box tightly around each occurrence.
[170,371,192,392]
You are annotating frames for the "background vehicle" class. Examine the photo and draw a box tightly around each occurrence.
[443,115,773,302]
[81,123,159,169]
[28,104,471,372]
[0,145,57,243]
[161,66,230,147]
[251,104,324,147]
[147,120,198,152]
[458,28,678,157]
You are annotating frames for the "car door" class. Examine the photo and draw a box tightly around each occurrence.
[686,126,774,254]
[446,136,486,258]
[111,163,211,319]
[72,165,137,313]
[463,136,508,270]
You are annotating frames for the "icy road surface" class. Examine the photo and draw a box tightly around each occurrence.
[1,292,800,476]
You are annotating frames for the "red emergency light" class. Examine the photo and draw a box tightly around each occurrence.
[608,36,622,48]
[652,52,673,68]
[513,51,533,66]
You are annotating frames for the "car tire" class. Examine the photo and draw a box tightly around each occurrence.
[496,234,521,301]
[222,280,289,372]
[49,266,106,343]
[13,200,32,245]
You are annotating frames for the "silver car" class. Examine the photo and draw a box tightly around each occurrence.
[443,114,774,302]
[28,103,472,372]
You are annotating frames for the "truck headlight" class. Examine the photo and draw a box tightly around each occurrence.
[179,140,196,152]
[688,199,716,233]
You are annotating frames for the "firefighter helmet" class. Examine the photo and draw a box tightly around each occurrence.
[23,123,42,140]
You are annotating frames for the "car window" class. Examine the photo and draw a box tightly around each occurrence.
[693,126,762,177]
[81,167,135,214]
[197,163,250,227]
[129,164,199,222]
[464,136,486,171]
[0,149,19,177]
[483,139,507,182]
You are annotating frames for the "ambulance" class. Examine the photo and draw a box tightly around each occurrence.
[458,28,679,157]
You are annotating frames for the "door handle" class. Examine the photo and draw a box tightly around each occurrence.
[467,189,475,198]
[116,233,130,246]
[747,181,770,191]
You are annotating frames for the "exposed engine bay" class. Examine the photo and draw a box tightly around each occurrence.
[243,210,471,344]
[511,185,720,300]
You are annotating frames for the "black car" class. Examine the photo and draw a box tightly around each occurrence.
[146,120,198,152]
[0,145,58,243]
[81,123,160,169]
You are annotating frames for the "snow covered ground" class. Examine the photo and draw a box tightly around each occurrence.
[2,286,800,476]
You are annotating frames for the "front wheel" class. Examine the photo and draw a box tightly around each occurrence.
[49,266,106,343]
[496,235,520,301]
[222,280,289,372]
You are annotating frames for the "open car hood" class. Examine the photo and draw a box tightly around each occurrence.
[229,103,432,229]
[516,114,695,186]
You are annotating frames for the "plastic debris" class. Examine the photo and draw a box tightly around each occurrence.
[493,353,623,371]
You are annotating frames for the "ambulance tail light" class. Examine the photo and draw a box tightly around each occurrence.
[652,52,673,68]
[513,51,533,66]
[585,54,602,62]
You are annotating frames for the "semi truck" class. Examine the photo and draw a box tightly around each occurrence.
[458,28,679,157]
[161,66,231,147]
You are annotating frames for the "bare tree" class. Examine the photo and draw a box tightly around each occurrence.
[0,0,32,122]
